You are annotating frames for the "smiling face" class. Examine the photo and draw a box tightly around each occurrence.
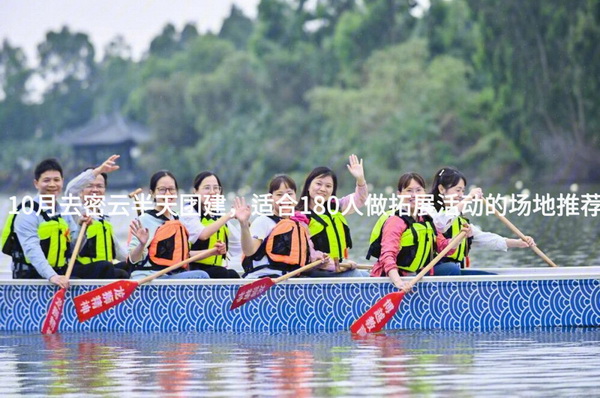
[439,178,466,203]
[152,175,178,206]
[82,174,106,198]
[308,175,335,205]
[271,183,297,216]
[398,178,425,213]
[193,175,222,209]
[34,170,63,199]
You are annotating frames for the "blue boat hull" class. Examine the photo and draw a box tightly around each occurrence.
[1,268,599,333]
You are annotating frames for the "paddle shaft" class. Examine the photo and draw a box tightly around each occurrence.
[273,259,325,283]
[137,249,219,285]
[405,231,467,290]
[128,188,143,216]
[483,198,558,268]
[65,222,88,280]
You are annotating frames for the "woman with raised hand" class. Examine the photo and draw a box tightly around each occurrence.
[128,170,223,280]
[180,171,241,278]
[64,154,129,278]
[428,167,535,275]
[296,154,369,277]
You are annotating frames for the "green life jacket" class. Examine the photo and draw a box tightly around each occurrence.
[1,201,70,269]
[77,217,116,264]
[307,210,352,260]
[366,210,437,273]
[190,214,229,266]
[442,215,473,267]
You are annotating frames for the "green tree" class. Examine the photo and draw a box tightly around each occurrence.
[36,27,97,135]
[219,5,255,49]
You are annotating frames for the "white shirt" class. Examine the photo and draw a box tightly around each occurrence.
[179,204,243,272]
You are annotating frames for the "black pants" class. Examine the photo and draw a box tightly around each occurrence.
[13,261,129,279]
[61,261,130,279]
[189,263,240,279]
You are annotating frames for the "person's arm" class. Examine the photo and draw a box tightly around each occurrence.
[14,211,58,281]
[426,208,456,233]
[471,225,508,251]
[339,154,368,214]
[435,224,471,254]
[506,236,536,248]
[198,213,234,241]
[128,216,156,264]
[378,217,407,290]
[64,154,120,198]
[234,197,262,256]
[64,169,96,198]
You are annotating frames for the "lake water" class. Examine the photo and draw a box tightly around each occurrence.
[1,185,599,396]
[1,328,599,397]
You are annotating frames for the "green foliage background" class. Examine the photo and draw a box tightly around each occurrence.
[1,0,598,192]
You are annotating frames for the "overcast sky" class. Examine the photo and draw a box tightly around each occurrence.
[0,0,260,63]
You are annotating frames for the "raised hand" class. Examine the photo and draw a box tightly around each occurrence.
[129,219,149,246]
[233,197,252,225]
[95,154,120,175]
[346,154,365,186]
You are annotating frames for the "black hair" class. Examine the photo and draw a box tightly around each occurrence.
[192,171,223,194]
[430,167,467,211]
[34,158,63,180]
[149,170,178,192]
[269,175,297,194]
[296,166,337,210]
[397,172,426,192]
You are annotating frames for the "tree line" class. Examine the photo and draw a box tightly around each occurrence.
[0,0,598,192]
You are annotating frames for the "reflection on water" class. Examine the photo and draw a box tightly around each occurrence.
[1,328,599,397]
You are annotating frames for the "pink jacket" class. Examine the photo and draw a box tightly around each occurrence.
[370,215,455,277]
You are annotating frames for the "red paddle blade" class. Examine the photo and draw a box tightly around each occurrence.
[350,292,405,335]
[73,280,139,322]
[230,278,274,310]
[41,288,66,335]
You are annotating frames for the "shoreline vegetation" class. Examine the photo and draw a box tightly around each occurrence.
[0,0,599,192]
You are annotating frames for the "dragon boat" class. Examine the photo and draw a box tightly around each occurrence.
[1,266,599,333]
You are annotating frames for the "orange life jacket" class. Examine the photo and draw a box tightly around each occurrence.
[242,215,310,275]
[146,210,190,269]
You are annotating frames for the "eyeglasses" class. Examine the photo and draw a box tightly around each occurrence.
[199,185,222,193]
[156,187,177,194]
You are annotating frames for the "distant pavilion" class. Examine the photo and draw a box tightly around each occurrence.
[59,113,150,188]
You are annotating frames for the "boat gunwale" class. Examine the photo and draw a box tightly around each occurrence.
[1,266,599,286]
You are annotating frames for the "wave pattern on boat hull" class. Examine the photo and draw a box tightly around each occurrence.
[1,277,599,333]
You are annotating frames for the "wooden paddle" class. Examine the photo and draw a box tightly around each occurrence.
[230,259,325,310]
[350,231,467,335]
[483,197,558,267]
[73,250,216,322]
[41,222,88,334]
[128,188,143,216]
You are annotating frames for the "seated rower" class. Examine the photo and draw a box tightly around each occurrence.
[180,171,241,279]
[296,154,369,277]
[64,154,130,279]
[2,159,121,287]
[428,167,536,275]
[234,175,328,279]
[368,172,470,292]
[128,170,221,280]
